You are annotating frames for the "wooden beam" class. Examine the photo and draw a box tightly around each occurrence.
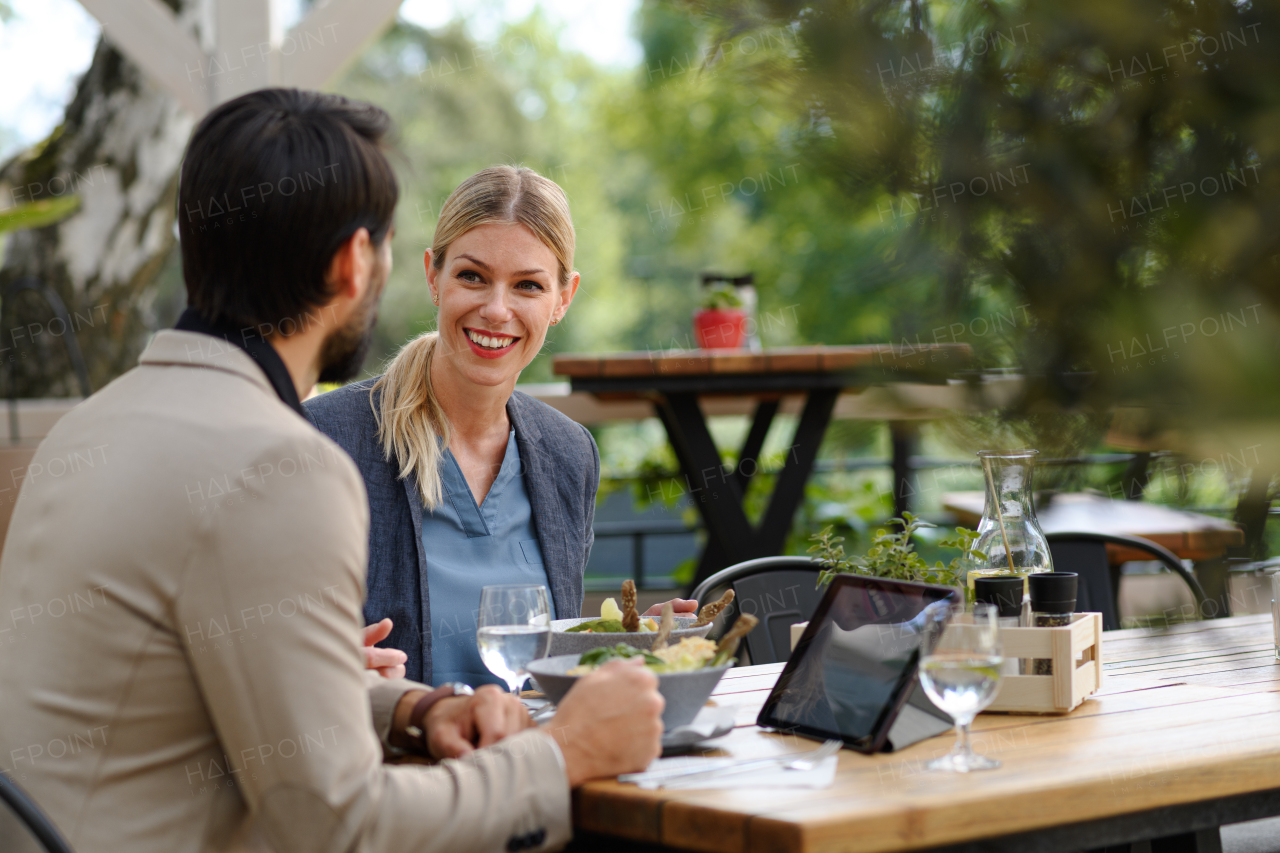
[213,0,273,104]
[77,0,208,116]
[280,0,404,89]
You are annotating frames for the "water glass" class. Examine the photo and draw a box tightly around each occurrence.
[919,601,1005,773]
[477,584,551,693]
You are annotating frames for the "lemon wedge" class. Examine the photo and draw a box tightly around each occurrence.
[600,597,623,623]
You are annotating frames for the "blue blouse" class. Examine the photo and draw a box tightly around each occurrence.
[422,431,554,687]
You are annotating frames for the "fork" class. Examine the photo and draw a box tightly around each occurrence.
[622,739,843,787]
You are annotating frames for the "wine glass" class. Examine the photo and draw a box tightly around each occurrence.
[918,601,1004,772]
[477,584,551,694]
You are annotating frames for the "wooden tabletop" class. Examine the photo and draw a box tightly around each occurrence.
[573,614,1280,852]
[942,491,1243,561]
[553,344,970,380]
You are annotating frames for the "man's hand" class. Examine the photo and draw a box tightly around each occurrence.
[643,598,697,618]
[425,685,534,760]
[543,659,664,787]
[363,618,408,679]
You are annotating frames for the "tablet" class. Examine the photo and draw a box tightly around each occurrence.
[756,574,958,753]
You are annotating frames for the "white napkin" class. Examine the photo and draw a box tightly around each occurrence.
[624,754,838,790]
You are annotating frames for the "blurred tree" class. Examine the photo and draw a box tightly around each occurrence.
[668,0,1280,433]
[0,0,194,397]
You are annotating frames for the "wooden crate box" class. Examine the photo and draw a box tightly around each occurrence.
[949,612,1103,714]
[788,612,1103,715]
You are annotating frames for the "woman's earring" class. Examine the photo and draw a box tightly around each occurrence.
[550,315,560,326]
[431,293,439,305]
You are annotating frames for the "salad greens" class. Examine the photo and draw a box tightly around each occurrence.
[577,643,663,667]
[565,619,627,633]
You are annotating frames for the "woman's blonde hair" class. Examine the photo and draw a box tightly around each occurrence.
[372,166,576,509]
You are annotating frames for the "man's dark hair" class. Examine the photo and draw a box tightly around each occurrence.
[178,88,398,330]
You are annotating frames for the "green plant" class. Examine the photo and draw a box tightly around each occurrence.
[0,196,80,235]
[809,512,981,588]
[698,284,742,311]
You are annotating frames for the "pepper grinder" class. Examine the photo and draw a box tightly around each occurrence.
[975,576,1023,676]
[1028,572,1078,675]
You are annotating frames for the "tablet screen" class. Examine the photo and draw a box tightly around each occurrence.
[757,575,956,751]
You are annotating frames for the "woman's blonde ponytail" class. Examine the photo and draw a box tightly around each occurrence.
[372,331,450,509]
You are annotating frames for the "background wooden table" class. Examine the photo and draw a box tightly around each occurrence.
[944,491,1245,619]
[571,614,1280,853]
[942,491,1244,562]
[554,345,969,587]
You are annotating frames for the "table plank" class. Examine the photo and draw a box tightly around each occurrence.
[576,615,1280,853]
[678,695,1280,852]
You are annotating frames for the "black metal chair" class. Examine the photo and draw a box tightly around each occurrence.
[0,771,75,853]
[1045,531,1210,631]
[689,556,825,665]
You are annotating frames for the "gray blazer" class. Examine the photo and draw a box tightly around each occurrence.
[306,380,598,684]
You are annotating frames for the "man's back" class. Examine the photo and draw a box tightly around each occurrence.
[0,331,570,853]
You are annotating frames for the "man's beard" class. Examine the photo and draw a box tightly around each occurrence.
[317,269,384,384]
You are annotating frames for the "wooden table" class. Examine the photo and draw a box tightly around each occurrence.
[554,345,969,587]
[942,492,1243,562]
[943,491,1245,616]
[571,614,1280,853]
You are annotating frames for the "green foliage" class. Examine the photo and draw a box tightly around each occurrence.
[564,619,626,633]
[0,196,79,235]
[674,0,1280,428]
[699,283,743,310]
[577,644,663,667]
[809,512,980,587]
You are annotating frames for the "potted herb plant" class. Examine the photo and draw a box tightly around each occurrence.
[788,514,982,649]
[693,283,747,349]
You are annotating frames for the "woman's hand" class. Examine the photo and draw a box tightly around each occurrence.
[363,618,408,679]
[643,598,698,618]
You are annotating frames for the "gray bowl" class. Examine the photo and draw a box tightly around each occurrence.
[526,654,730,730]
[547,616,711,657]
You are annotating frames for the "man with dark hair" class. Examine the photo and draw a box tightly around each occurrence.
[0,89,663,853]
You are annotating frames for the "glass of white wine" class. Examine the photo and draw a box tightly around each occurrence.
[919,601,1004,772]
[477,584,551,694]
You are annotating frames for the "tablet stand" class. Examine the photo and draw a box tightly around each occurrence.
[882,678,954,752]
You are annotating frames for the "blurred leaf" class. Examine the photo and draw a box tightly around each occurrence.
[0,196,80,235]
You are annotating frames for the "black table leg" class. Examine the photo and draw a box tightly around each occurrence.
[756,389,839,557]
[658,390,838,591]
[1086,827,1223,853]
[734,399,780,494]
[1193,557,1233,620]
[1149,827,1223,853]
[1121,451,1153,500]
[655,394,755,574]
[891,421,919,520]
[1232,466,1274,562]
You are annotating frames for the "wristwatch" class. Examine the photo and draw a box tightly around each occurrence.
[404,682,474,754]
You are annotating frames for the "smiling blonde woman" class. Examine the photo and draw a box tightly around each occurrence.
[307,166,694,688]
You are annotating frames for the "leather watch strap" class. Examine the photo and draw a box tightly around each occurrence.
[404,683,472,753]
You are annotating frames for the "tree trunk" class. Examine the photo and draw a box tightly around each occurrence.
[0,2,196,399]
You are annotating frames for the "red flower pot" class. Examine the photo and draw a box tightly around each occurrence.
[693,308,748,349]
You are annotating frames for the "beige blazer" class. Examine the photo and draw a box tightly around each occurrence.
[0,331,570,853]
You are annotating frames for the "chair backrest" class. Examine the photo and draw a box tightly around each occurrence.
[1045,531,1209,631]
[690,557,825,664]
[0,772,75,853]
[1045,538,1121,631]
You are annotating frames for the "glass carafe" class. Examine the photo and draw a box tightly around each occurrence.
[968,450,1054,599]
